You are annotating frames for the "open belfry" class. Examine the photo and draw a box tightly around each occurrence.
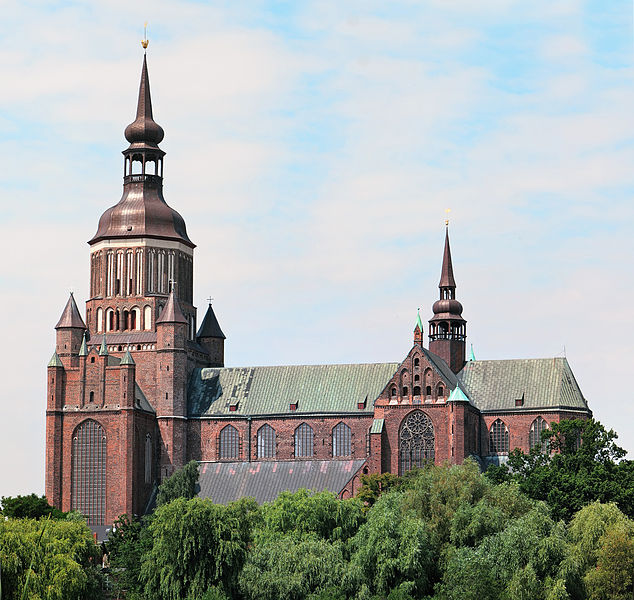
[45,49,591,529]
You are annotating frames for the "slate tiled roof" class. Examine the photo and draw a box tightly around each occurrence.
[188,363,399,417]
[90,332,158,346]
[459,357,589,412]
[197,460,365,504]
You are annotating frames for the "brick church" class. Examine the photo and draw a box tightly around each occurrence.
[45,53,591,528]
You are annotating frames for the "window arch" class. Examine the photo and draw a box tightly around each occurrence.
[219,425,239,459]
[106,308,114,332]
[96,307,103,333]
[489,419,509,455]
[144,305,152,330]
[399,410,434,475]
[71,420,106,525]
[144,434,152,484]
[294,423,314,458]
[257,424,276,459]
[332,422,351,457]
[529,417,548,452]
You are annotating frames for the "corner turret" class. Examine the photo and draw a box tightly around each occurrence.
[197,302,226,367]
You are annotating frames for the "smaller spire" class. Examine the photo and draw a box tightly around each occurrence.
[448,384,469,402]
[468,344,476,361]
[99,335,109,356]
[157,289,187,325]
[415,308,424,332]
[439,226,456,289]
[78,333,89,357]
[55,293,86,329]
[48,351,63,368]
[197,302,225,339]
[120,350,135,365]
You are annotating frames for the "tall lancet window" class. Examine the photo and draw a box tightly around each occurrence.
[136,250,143,295]
[157,252,165,293]
[398,410,434,475]
[167,252,174,289]
[126,251,133,296]
[257,424,276,459]
[106,252,114,297]
[71,420,106,526]
[116,252,124,296]
[332,422,352,457]
[219,425,239,459]
[294,423,314,458]
[489,419,509,455]
[148,250,156,292]
[144,434,152,484]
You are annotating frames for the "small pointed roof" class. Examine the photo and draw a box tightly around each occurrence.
[448,384,469,402]
[99,335,109,356]
[124,54,164,147]
[439,226,456,288]
[47,351,63,368]
[469,344,476,361]
[197,303,226,339]
[120,350,135,365]
[157,290,188,325]
[55,293,86,329]
[415,308,424,332]
[78,334,89,357]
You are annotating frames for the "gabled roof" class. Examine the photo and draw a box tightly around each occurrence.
[459,357,589,412]
[197,460,365,505]
[197,304,225,339]
[188,362,399,417]
[55,293,86,329]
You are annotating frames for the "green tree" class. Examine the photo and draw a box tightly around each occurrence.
[140,496,258,599]
[346,491,434,598]
[0,494,66,519]
[156,460,200,507]
[0,517,102,600]
[355,472,402,508]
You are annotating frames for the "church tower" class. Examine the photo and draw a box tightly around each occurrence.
[428,226,467,373]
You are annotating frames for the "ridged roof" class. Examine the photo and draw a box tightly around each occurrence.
[459,358,589,412]
[197,460,365,504]
[188,362,399,417]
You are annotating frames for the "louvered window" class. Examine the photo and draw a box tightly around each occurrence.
[219,425,239,459]
[71,420,106,526]
[294,423,314,458]
[257,424,276,458]
[489,419,509,455]
[332,422,352,457]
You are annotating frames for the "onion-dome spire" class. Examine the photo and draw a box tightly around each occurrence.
[55,293,86,330]
[197,302,226,339]
[157,288,187,325]
[124,54,164,147]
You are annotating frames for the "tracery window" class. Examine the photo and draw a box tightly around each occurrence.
[71,420,106,526]
[257,424,276,458]
[529,416,548,452]
[219,425,239,459]
[294,423,314,458]
[332,422,352,457]
[489,419,509,455]
[398,410,434,475]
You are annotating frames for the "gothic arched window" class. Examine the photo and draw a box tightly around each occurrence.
[219,425,239,459]
[71,420,106,526]
[489,419,509,455]
[257,424,276,459]
[529,417,548,452]
[332,422,352,457]
[294,423,314,458]
[398,411,434,475]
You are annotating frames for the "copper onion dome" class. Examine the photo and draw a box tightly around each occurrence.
[89,53,194,248]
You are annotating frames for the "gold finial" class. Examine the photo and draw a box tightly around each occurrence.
[141,22,149,50]
[445,207,451,226]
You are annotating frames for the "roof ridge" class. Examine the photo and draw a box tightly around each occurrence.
[201,361,401,370]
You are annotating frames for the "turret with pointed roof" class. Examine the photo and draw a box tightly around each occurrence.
[55,293,86,330]
[428,226,467,373]
[55,293,86,363]
[197,303,226,367]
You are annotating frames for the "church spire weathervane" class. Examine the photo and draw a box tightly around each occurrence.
[141,22,149,51]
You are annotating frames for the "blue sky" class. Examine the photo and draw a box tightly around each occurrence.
[1,0,633,495]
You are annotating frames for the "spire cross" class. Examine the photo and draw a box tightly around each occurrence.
[207,296,214,305]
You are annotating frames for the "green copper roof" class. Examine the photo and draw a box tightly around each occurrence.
[415,309,424,332]
[468,344,476,362]
[370,418,384,434]
[47,351,63,368]
[459,358,589,412]
[98,336,108,356]
[78,335,88,357]
[448,384,469,402]
[189,362,399,417]
[120,350,135,365]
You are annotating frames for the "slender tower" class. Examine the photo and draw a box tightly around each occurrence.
[428,225,467,373]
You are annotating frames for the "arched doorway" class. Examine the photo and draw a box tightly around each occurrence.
[398,410,435,475]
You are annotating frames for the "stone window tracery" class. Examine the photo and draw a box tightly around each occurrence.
[332,422,351,457]
[489,419,509,455]
[71,420,106,525]
[398,410,435,475]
